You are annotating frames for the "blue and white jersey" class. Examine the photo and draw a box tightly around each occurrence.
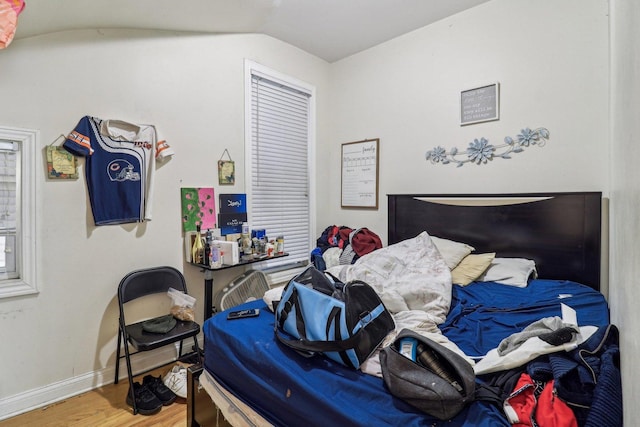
[64,116,157,225]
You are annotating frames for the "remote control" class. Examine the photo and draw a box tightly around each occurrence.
[227,308,260,320]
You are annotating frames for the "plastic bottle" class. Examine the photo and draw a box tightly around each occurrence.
[204,229,212,266]
[210,240,221,268]
[241,233,253,257]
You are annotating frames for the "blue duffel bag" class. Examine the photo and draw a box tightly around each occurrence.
[275,266,395,369]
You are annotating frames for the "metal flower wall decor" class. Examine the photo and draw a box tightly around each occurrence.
[425,127,550,167]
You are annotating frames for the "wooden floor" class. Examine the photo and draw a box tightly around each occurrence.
[0,364,192,427]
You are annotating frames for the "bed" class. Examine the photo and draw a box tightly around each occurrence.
[190,192,620,427]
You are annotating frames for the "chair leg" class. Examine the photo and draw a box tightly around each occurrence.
[114,327,122,384]
[122,337,138,415]
[193,336,202,364]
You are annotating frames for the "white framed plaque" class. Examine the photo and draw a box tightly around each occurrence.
[460,82,500,126]
[341,139,379,209]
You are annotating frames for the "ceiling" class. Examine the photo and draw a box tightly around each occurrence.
[13,0,491,63]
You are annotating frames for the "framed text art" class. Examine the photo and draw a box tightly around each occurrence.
[341,138,379,209]
[460,82,500,126]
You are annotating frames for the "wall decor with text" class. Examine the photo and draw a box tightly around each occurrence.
[341,138,379,209]
[460,82,500,126]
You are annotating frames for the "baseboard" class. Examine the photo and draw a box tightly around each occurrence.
[0,340,200,421]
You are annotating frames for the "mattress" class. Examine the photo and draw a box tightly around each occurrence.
[202,279,610,427]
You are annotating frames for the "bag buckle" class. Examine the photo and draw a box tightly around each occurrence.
[359,310,373,324]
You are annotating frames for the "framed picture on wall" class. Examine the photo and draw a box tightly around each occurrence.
[341,138,379,209]
[218,149,235,185]
[460,82,500,126]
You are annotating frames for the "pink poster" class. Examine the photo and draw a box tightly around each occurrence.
[181,187,216,232]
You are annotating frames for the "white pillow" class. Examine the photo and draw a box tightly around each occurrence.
[430,236,475,270]
[478,258,538,287]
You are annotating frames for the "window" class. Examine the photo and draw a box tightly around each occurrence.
[0,126,37,298]
[244,60,316,270]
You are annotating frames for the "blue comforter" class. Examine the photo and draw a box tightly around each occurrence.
[203,279,610,427]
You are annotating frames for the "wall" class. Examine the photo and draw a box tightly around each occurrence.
[0,0,623,421]
[0,29,330,417]
[323,0,610,240]
[610,0,640,423]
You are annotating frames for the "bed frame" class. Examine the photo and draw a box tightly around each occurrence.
[388,192,602,291]
[188,191,604,426]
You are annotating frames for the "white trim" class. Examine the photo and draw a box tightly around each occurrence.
[246,61,314,96]
[243,59,317,264]
[0,125,37,299]
[0,340,199,420]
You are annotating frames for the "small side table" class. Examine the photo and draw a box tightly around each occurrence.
[190,253,288,320]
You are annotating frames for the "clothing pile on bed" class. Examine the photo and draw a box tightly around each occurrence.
[264,230,622,426]
[310,225,383,269]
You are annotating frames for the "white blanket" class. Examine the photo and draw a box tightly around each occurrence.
[473,325,597,375]
[263,232,467,377]
[327,231,452,324]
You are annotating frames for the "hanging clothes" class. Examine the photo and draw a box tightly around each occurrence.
[64,116,167,225]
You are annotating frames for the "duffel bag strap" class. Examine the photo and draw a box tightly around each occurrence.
[276,302,387,354]
[277,288,308,340]
[275,320,365,354]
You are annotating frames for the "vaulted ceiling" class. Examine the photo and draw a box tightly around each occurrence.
[13,0,491,62]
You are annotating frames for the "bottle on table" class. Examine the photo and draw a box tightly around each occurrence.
[192,225,205,264]
[211,240,222,268]
[276,236,284,254]
[204,229,212,266]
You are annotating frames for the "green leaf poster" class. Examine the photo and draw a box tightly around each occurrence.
[181,187,216,232]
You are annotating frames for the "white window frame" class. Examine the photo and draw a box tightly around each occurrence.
[0,126,37,298]
[244,59,316,270]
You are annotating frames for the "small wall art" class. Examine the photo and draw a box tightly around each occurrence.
[460,82,500,126]
[341,138,379,209]
[181,187,217,232]
[218,149,235,185]
[425,127,550,167]
[46,135,78,179]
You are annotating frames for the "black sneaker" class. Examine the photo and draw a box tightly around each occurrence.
[143,374,177,406]
[126,381,162,415]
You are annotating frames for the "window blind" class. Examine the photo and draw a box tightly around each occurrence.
[0,140,18,275]
[250,75,311,268]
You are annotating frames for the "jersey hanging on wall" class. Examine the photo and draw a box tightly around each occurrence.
[63,116,161,225]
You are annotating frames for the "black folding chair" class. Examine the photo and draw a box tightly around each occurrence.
[114,266,201,414]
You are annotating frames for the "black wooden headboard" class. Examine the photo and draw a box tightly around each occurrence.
[388,192,602,291]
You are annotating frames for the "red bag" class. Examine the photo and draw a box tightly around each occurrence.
[536,380,578,427]
[504,374,578,427]
[503,373,536,426]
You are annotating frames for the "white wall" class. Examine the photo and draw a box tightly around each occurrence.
[0,0,629,421]
[324,0,610,240]
[0,29,330,418]
[610,0,640,423]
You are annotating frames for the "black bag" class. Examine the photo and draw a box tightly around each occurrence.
[275,266,395,369]
[380,329,476,420]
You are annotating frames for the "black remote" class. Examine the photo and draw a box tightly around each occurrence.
[227,308,260,320]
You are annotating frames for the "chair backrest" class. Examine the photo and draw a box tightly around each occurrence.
[118,266,188,306]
